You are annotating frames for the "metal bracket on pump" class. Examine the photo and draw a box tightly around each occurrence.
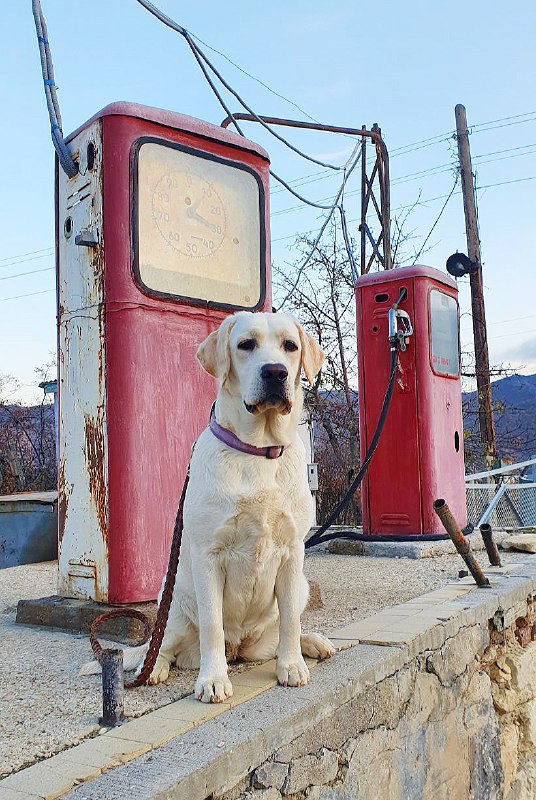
[388,288,413,352]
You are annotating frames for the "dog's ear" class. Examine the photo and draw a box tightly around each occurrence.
[296,324,324,385]
[196,316,234,383]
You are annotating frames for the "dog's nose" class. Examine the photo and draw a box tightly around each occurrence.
[261,363,288,383]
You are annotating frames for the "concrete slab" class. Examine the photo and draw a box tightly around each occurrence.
[0,757,101,799]
[0,789,43,800]
[15,596,157,644]
[327,529,511,559]
[104,715,193,746]
[59,736,151,768]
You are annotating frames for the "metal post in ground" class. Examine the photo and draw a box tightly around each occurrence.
[100,649,125,727]
[479,523,502,567]
[434,499,490,587]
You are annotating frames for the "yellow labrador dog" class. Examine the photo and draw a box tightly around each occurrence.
[82,311,334,703]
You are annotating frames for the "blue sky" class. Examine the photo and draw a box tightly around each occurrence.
[2,0,536,402]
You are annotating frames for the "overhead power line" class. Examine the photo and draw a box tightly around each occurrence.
[271,148,536,218]
[0,288,55,303]
[390,111,536,157]
[0,252,54,271]
[409,175,460,265]
[271,171,536,244]
[490,328,536,341]
[188,35,326,130]
[0,247,53,263]
[0,267,54,282]
[269,139,536,201]
[471,110,536,129]
[135,0,345,172]
[489,314,536,326]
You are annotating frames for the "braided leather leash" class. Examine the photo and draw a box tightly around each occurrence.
[89,467,190,688]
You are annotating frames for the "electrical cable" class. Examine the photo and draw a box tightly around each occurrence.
[188,35,334,132]
[389,111,536,158]
[270,138,536,202]
[0,267,55,281]
[31,0,78,178]
[276,148,362,309]
[471,116,536,134]
[0,252,54,271]
[180,33,360,216]
[272,165,536,224]
[0,267,54,282]
[410,174,459,265]
[133,0,367,279]
[271,168,536,246]
[471,110,536,129]
[134,0,343,171]
[0,247,53,263]
[186,36,343,171]
[0,288,55,303]
[474,142,536,159]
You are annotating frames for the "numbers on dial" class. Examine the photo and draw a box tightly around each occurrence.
[152,171,226,258]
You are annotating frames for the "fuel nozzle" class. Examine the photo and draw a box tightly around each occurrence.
[388,287,413,352]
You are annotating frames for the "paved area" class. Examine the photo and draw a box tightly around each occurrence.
[0,547,528,779]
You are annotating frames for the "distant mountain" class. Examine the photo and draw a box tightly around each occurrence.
[315,374,536,464]
[463,373,536,461]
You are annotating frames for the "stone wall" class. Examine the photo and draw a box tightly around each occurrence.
[220,605,536,800]
[485,601,536,799]
[62,564,536,800]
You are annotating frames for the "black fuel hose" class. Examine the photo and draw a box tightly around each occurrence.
[305,343,398,549]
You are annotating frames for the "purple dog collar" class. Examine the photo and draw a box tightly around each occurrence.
[209,409,289,459]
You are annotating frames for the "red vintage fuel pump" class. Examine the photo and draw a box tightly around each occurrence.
[355,265,467,538]
[56,103,271,603]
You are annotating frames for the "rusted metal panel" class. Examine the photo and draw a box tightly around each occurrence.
[57,120,109,601]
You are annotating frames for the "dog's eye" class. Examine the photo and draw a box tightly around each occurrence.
[283,340,298,352]
[237,339,256,351]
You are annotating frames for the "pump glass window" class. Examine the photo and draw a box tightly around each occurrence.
[136,140,263,307]
[430,290,459,376]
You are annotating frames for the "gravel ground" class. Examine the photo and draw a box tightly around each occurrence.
[1,548,529,776]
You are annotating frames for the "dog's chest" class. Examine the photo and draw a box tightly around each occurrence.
[220,485,299,556]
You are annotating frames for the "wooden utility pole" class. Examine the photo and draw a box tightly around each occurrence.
[455,103,497,466]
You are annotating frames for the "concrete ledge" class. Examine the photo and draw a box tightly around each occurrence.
[5,559,536,800]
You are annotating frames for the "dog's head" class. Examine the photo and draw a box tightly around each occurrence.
[196,312,324,415]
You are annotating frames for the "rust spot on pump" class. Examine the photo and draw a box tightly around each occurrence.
[97,304,105,396]
[57,456,71,543]
[84,413,108,541]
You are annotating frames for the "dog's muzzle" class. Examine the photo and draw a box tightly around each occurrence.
[245,363,292,414]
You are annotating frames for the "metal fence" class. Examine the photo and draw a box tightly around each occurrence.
[465,458,536,529]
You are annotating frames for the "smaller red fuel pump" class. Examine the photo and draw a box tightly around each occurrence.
[355,265,467,538]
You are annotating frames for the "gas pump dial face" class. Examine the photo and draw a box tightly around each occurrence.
[136,139,263,308]
[152,171,226,258]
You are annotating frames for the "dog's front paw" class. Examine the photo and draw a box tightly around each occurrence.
[276,654,310,687]
[300,632,336,660]
[195,673,233,704]
[145,655,171,685]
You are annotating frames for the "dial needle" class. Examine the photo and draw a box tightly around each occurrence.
[186,207,217,232]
